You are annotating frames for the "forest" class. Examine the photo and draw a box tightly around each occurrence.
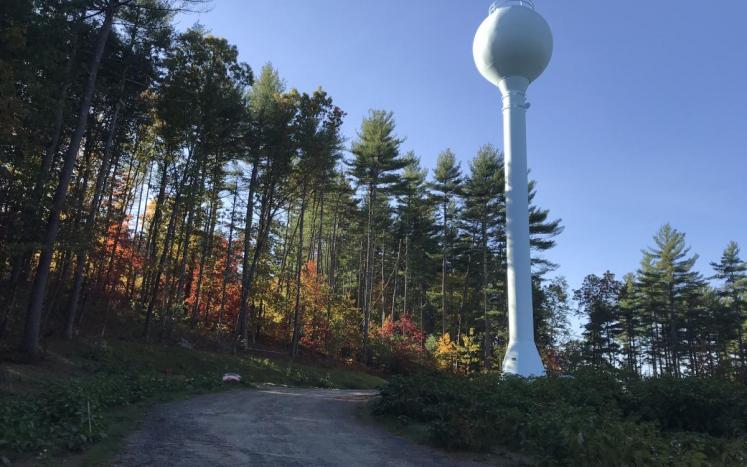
[3,1,747,465]
[1,0,746,382]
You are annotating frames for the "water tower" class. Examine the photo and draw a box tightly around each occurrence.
[473,0,552,377]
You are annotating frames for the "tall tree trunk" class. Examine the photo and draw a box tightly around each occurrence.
[362,185,375,362]
[240,183,279,346]
[98,157,141,335]
[191,186,218,325]
[144,154,193,338]
[457,254,471,345]
[22,5,116,356]
[64,100,123,339]
[328,202,339,293]
[140,161,169,302]
[668,284,679,377]
[144,189,180,339]
[127,162,151,300]
[291,193,307,357]
[403,236,408,317]
[217,180,239,332]
[316,191,324,275]
[173,155,205,311]
[2,29,80,317]
[482,217,490,369]
[273,203,296,297]
[380,237,385,327]
[238,157,260,346]
[442,202,448,335]
[391,238,401,321]
[357,239,364,310]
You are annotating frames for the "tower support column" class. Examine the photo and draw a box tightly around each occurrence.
[499,76,545,377]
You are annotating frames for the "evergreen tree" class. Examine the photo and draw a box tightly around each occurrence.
[237,64,296,348]
[640,224,704,377]
[534,276,572,371]
[349,110,407,360]
[289,89,344,357]
[574,272,623,369]
[395,153,438,326]
[0,2,588,377]
[461,145,502,367]
[618,273,642,374]
[21,0,121,358]
[711,241,747,369]
[430,149,461,335]
[527,180,563,274]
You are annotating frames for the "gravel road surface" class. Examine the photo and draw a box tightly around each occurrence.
[112,386,492,467]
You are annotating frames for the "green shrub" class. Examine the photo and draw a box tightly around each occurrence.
[621,376,747,437]
[0,372,225,455]
[374,371,747,466]
[1,339,383,459]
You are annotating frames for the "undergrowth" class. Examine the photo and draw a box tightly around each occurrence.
[0,338,384,460]
[0,372,222,454]
[373,370,747,466]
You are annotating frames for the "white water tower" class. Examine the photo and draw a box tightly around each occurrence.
[473,0,552,377]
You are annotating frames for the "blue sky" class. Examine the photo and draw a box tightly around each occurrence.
[177,0,747,293]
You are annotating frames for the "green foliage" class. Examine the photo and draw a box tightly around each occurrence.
[0,340,384,459]
[622,376,747,437]
[374,371,747,466]
[349,110,407,191]
[565,230,747,382]
[0,372,223,454]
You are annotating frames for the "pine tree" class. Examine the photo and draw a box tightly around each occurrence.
[349,110,407,361]
[711,241,747,369]
[618,273,642,374]
[534,276,572,368]
[430,149,462,336]
[396,154,438,327]
[638,224,704,377]
[237,64,296,348]
[461,145,502,367]
[289,89,344,357]
[574,272,623,369]
[21,0,120,358]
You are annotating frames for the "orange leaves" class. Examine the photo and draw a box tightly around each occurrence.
[377,315,425,355]
[300,260,333,354]
[295,260,363,358]
[300,260,326,310]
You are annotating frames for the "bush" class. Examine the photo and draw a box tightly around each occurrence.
[621,376,747,437]
[373,371,747,466]
[0,371,224,455]
[368,317,429,374]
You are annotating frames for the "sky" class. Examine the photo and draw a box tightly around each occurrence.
[176,0,747,293]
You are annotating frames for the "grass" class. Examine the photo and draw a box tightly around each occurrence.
[0,337,385,465]
[50,402,150,467]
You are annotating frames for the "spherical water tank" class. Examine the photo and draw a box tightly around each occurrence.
[473,1,553,87]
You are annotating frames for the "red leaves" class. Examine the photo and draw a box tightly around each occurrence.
[377,315,425,355]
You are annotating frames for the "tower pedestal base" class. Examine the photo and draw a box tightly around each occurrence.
[502,340,545,377]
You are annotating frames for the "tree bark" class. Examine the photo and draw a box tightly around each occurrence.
[22,5,117,356]
[217,180,239,331]
[238,157,260,345]
[361,185,376,362]
[442,202,448,335]
[64,100,123,339]
[191,184,218,325]
[291,193,307,357]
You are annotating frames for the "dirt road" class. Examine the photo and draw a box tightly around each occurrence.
[112,386,492,466]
